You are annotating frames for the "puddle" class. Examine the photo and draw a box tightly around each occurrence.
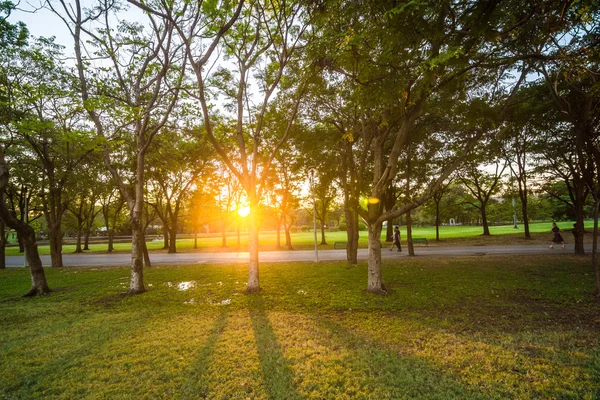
[166,281,196,291]
[208,298,231,306]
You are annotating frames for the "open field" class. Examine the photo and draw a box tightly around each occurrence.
[1,256,599,399]
[5,221,597,256]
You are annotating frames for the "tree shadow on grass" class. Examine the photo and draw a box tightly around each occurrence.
[249,295,302,400]
[313,314,491,400]
[179,305,230,398]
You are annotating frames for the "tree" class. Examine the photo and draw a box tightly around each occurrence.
[52,0,185,294]
[308,0,536,292]
[99,182,125,252]
[0,146,50,296]
[146,126,215,253]
[458,159,507,236]
[133,0,310,292]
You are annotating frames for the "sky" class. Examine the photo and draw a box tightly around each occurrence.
[10,1,73,48]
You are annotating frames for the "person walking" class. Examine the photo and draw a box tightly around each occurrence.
[390,226,402,252]
[550,222,565,249]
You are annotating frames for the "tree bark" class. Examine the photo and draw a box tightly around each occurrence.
[129,215,146,294]
[345,206,359,265]
[481,203,491,236]
[570,182,587,255]
[163,225,169,250]
[592,198,599,299]
[407,211,415,256]
[246,207,260,293]
[366,222,386,293]
[168,224,177,254]
[435,197,441,242]
[0,220,5,269]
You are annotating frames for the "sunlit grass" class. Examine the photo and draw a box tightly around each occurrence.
[1,256,599,399]
[5,221,595,256]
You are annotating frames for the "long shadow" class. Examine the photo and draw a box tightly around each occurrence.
[248,296,302,400]
[1,308,160,397]
[313,314,491,400]
[179,305,230,398]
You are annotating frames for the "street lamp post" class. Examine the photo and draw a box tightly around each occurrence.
[308,167,318,263]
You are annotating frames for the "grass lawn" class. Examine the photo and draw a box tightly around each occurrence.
[1,256,599,399]
[4,221,596,256]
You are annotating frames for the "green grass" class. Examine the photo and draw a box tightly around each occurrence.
[5,220,596,256]
[1,256,599,399]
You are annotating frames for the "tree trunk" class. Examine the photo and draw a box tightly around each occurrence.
[129,216,146,294]
[283,215,293,250]
[75,223,83,253]
[481,204,491,236]
[0,220,5,269]
[435,199,440,241]
[83,229,91,250]
[320,222,327,245]
[573,194,586,255]
[108,229,114,252]
[143,239,151,268]
[345,205,359,265]
[521,199,531,238]
[366,222,386,293]
[168,222,177,253]
[47,222,63,268]
[246,208,260,293]
[276,215,281,249]
[407,211,415,256]
[17,232,24,253]
[592,198,599,299]
[163,225,169,249]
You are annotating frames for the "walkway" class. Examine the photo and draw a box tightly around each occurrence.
[4,244,592,267]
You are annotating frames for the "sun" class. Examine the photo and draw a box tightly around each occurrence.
[238,206,250,217]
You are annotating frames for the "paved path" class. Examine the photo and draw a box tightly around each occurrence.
[5,244,593,267]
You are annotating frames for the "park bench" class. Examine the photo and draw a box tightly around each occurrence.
[334,242,348,249]
[412,238,428,246]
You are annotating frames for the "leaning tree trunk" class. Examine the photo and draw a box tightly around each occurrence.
[0,148,50,296]
[366,222,386,293]
[246,206,260,293]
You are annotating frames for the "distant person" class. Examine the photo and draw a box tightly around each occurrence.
[390,226,402,252]
[550,222,565,249]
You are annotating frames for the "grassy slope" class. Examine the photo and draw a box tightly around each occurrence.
[1,256,599,399]
[5,221,595,256]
